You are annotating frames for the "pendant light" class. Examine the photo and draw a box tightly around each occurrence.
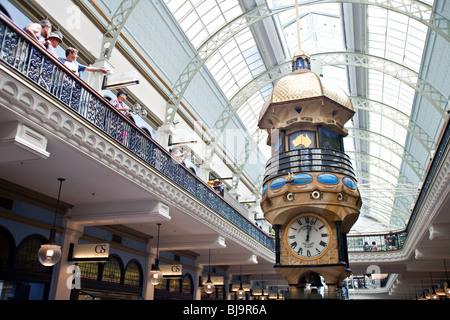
[236,265,245,299]
[149,223,163,285]
[420,280,428,300]
[38,178,65,266]
[204,249,215,295]
[444,260,450,296]
[259,275,268,300]
[429,272,439,300]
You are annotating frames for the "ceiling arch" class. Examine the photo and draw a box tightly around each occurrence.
[163,0,446,126]
[161,0,446,233]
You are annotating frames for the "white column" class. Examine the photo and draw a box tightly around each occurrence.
[142,242,157,300]
[199,162,214,183]
[194,265,203,300]
[85,58,114,94]
[49,214,84,300]
[225,272,233,300]
[157,123,175,149]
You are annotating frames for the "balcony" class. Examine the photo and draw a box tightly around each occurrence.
[0,14,274,254]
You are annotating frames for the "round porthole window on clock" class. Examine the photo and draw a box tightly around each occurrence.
[343,177,356,189]
[317,173,339,185]
[291,173,313,185]
[270,177,286,190]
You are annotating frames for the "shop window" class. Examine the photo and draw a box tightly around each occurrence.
[182,274,193,295]
[14,236,47,273]
[155,279,167,290]
[0,226,15,268]
[124,260,142,286]
[79,262,99,280]
[168,278,180,292]
[101,256,122,283]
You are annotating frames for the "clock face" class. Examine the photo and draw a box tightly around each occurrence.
[285,214,331,260]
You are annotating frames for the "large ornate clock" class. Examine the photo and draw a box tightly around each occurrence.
[285,214,331,261]
[258,51,362,299]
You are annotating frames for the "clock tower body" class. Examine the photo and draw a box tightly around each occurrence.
[258,51,362,298]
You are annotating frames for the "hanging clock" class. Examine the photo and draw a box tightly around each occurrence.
[285,213,332,260]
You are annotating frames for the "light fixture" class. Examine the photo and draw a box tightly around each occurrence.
[444,260,450,296]
[420,280,428,300]
[258,275,268,300]
[236,265,245,300]
[38,178,65,266]
[429,272,439,300]
[131,103,147,117]
[204,249,215,295]
[260,288,267,300]
[148,223,163,285]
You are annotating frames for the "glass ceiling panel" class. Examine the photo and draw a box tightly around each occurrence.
[279,4,343,56]
[367,6,428,73]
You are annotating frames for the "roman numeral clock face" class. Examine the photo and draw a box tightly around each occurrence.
[285,214,331,260]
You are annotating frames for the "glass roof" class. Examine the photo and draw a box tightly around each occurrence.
[163,0,439,233]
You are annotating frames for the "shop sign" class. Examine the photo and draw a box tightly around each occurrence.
[68,243,110,262]
[160,264,182,276]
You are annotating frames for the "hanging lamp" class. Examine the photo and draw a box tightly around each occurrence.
[204,249,215,295]
[149,223,163,285]
[430,272,439,300]
[236,265,246,299]
[444,260,450,296]
[38,178,65,266]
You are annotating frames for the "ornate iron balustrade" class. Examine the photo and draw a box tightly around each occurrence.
[347,231,407,252]
[0,15,274,251]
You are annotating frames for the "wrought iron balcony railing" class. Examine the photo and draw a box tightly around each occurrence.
[347,231,407,252]
[0,14,274,251]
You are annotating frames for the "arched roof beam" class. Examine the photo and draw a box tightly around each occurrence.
[350,97,436,153]
[353,170,416,225]
[316,52,449,119]
[215,70,431,192]
[271,0,449,42]
[204,64,290,164]
[347,127,425,179]
[101,0,140,60]
[164,4,271,125]
[347,152,418,216]
[164,0,447,126]
[205,55,438,171]
[346,151,411,185]
[359,198,408,226]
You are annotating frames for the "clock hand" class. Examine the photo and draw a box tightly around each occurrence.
[305,225,311,242]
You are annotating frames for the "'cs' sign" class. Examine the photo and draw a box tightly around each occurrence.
[159,264,182,276]
[71,243,110,261]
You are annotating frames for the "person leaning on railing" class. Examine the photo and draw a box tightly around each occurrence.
[59,47,109,77]
[45,31,63,58]
[23,19,52,47]
[110,91,132,117]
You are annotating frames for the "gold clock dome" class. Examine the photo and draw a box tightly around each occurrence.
[257,60,355,144]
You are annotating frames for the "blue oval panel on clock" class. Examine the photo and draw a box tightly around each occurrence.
[262,184,268,195]
[291,173,313,185]
[270,178,286,189]
[317,173,339,185]
[343,177,356,189]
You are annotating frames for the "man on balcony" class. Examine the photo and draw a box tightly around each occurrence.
[110,91,132,117]
[24,19,51,47]
[46,31,63,58]
[59,47,109,77]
